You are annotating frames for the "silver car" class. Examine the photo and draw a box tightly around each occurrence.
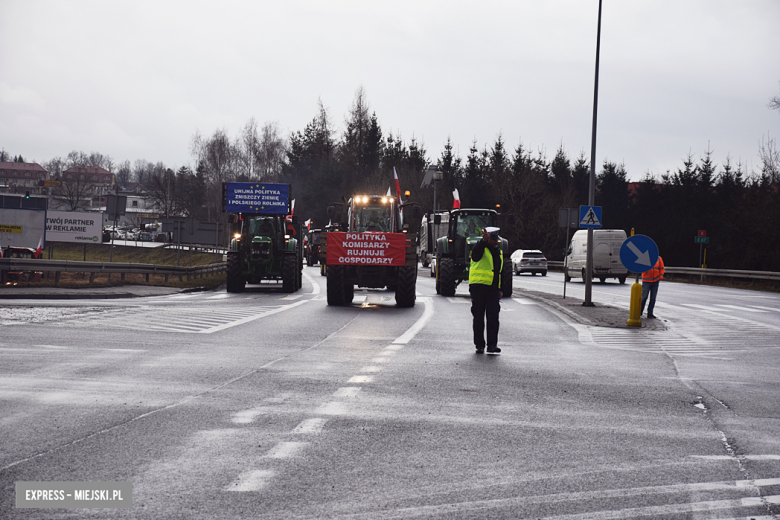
[510,249,548,276]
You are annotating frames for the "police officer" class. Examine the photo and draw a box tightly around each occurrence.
[469,226,504,354]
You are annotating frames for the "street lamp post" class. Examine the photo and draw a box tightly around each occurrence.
[584,0,603,308]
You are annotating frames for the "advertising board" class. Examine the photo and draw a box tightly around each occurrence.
[326,232,406,266]
[224,182,289,214]
[46,211,103,244]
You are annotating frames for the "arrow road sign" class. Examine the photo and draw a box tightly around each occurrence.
[619,235,659,274]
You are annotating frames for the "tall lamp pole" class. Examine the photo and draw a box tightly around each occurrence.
[584,0,603,307]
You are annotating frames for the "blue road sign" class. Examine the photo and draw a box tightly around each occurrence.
[619,235,659,274]
[579,206,602,228]
[225,182,290,214]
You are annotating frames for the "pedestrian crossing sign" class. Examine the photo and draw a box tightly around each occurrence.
[579,206,602,229]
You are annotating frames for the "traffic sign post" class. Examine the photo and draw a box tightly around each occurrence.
[695,231,709,281]
[619,234,659,328]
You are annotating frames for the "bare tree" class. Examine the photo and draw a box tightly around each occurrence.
[769,81,780,112]
[758,135,779,183]
[143,164,177,218]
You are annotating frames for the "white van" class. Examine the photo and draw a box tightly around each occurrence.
[565,229,628,284]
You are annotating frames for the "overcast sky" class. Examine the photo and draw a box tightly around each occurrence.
[1,0,779,181]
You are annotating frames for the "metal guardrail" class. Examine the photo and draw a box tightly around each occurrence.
[0,258,226,284]
[547,261,780,282]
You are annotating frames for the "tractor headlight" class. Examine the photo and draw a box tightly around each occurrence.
[234,233,241,240]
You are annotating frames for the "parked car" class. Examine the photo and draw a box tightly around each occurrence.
[2,246,43,284]
[510,249,548,276]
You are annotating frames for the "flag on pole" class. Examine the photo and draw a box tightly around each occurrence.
[393,167,402,200]
[452,188,461,209]
[35,235,43,258]
[290,199,295,215]
[386,186,392,197]
[305,218,311,230]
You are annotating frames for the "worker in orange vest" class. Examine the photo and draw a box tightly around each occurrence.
[640,256,665,319]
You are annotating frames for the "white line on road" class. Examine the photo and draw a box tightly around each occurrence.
[264,441,308,458]
[393,297,433,344]
[292,418,328,434]
[333,387,361,398]
[715,304,767,313]
[198,300,308,333]
[347,375,374,383]
[224,470,274,492]
[303,270,320,295]
[315,402,348,415]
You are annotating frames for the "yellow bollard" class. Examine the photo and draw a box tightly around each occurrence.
[627,280,642,327]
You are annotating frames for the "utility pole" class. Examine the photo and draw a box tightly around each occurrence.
[584,0,603,308]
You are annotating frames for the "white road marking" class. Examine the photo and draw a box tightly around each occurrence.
[691,455,780,461]
[303,270,320,295]
[393,297,434,344]
[512,297,537,305]
[360,366,381,373]
[715,304,767,313]
[264,441,308,459]
[333,387,361,398]
[278,294,302,300]
[199,301,308,333]
[315,402,347,415]
[292,418,328,435]
[347,375,374,383]
[751,305,780,312]
[231,408,266,424]
[207,293,231,299]
[224,470,274,492]
[446,297,470,304]
[385,345,404,351]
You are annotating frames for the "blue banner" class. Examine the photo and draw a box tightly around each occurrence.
[225,183,289,214]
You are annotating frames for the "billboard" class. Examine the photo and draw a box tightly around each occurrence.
[0,208,46,249]
[224,182,289,214]
[46,211,103,244]
[326,232,407,266]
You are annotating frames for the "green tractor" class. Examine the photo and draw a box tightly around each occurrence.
[322,194,422,307]
[225,214,303,293]
[434,208,513,297]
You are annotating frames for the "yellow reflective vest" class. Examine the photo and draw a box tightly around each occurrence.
[469,243,503,288]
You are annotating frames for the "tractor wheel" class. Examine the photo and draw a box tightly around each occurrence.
[226,252,245,293]
[435,256,441,294]
[343,278,354,304]
[501,264,513,298]
[439,257,457,297]
[327,265,346,305]
[282,253,297,293]
[395,265,417,307]
[297,254,304,289]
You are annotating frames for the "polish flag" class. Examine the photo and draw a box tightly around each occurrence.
[290,199,295,215]
[386,186,392,197]
[393,167,401,200]
[305,219,311,230]
[452,188,461,209]
[35,235,43,258]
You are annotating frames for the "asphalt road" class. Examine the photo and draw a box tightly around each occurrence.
[1,267,778,519]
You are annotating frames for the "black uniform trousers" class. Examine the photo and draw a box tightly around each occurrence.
[469,283,501,349]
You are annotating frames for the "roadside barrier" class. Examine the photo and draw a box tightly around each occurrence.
[0,258,226,285]
[546,261,780,283]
